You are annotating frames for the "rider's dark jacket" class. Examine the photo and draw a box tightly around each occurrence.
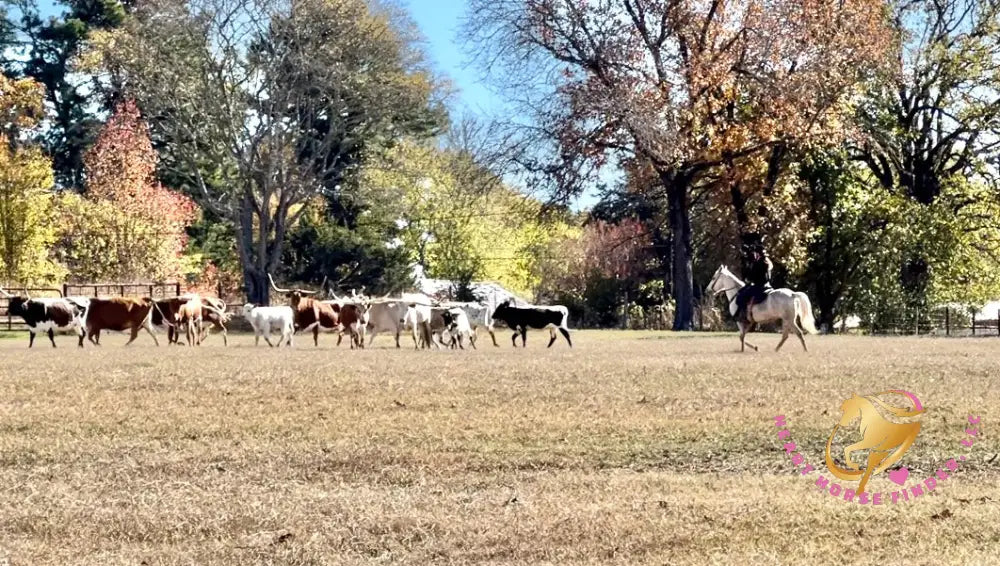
[745,255,773,288]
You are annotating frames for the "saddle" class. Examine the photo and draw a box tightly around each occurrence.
[744,286,773,325]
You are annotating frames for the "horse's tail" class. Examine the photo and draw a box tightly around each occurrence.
[795,293,818,334]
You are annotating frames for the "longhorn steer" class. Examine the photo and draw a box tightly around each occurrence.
[84,297,160,346]
[490,300,572,348]
[242,304,294,347]
[199,304,231,345]
[441,308,476,350]
[0,287,88,347]
[363,300,409,348]
[270,274,342,346]
[175,297,204,346]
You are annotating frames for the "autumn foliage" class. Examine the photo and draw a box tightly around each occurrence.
[55,100,198,282]
[0,76,64,284]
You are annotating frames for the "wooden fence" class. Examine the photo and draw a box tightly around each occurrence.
[1,282,181,331]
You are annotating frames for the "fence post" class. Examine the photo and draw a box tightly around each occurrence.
[915,308,920,335]
[972,312,976,336]
[62,283,68,298]
[175,282,181,297]
[997,309,999,336]
[945,307,950,336]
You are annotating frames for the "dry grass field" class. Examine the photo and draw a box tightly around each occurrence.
[0,329,998,565]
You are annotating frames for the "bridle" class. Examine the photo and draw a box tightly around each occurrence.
[708,272,742,303]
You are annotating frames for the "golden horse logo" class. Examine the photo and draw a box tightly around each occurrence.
[825,390,925,494]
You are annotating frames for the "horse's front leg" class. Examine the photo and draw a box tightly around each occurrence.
[775,325,790,352]
[739,322,759,352]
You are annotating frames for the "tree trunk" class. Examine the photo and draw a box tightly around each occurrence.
[235,192,271,305]
[663,169,694,331]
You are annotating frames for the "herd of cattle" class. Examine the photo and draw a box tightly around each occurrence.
[0,277,574,350]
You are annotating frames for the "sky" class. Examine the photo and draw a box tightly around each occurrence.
[404,0,501,115]
[405,0,608,209]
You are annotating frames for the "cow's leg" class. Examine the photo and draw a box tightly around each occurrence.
[88,328,101,346]
[48,328,57,348]
[559,328,572,347]
[220,323,228,347]
[255,331,261,347]
[336,332,344,347]
[77,325,85,348]
[490,328,499,347]
[28,331,35,348]
[125,327,141,346]
[313,326,320,347]
[547,327,557,348]
[511,331,518,347]
[520,328,527,347]
[144,322,160,346]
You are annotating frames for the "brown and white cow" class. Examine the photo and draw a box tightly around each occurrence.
[0,287,88,348]
[336,302,370,349]
[85,297,160,346]
[269,274,342,347]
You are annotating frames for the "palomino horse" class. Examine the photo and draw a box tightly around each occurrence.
[706,265,818,352]
[824,391,924,494]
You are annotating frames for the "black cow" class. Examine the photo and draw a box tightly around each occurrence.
[490,300,572,348]
[0,289,88,348]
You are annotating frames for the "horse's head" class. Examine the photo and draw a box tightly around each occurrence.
[706,265,733,296]
[838,394,864,427]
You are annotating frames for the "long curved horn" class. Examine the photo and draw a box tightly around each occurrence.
[320,275,328,293]
[0,286,11,298]
[268,273,291,294]
[299,289,318,295]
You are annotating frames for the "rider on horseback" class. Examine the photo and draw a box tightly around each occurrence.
[734,241,773,324]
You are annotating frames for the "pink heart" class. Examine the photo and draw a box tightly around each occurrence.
[888,467,910,486]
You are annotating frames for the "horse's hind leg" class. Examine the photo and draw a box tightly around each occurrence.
[794,324,807,352]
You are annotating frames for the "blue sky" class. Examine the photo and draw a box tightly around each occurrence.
[405,0,501,114]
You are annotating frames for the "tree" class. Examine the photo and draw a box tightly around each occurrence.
[465,0,892,329]
[855,0,1000,305]
[360,140,566,298]
[53,99,197,282]
[110,0,445,303]
[0,75,63,284]
[1,0,127,189]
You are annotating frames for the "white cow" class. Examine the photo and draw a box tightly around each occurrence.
[404,304,450,349]
[442,307,476,349]
[364,300,410,348]
[242,304,295,347]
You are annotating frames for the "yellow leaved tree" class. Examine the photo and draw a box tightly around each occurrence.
[0,76,65,285]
